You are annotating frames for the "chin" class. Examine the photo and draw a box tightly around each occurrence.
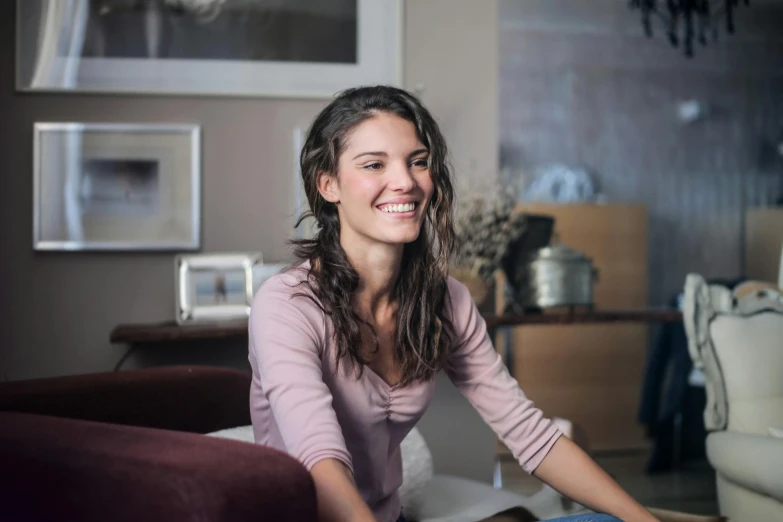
[385,229,422,245]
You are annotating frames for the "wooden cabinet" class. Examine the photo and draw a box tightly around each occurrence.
[496,204,650,451]
[745,207,783,286]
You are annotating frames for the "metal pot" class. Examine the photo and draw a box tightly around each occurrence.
[508,243,598,310]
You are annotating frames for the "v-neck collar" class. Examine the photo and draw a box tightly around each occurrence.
[363,365,401,390]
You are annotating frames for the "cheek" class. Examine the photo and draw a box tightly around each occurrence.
[342,174,383,205]
[421,173,435,199]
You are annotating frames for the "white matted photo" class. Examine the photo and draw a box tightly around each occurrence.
[33,122,200,251]
[175,252,261,324]
[16,0,402,98]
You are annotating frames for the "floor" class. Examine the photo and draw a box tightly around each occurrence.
[497,450,720,517]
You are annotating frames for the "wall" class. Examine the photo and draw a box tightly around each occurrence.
[499,0,783,307]
[0,0,498,380]
[0,0,500,483]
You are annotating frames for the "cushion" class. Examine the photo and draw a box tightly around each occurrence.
[707,431,783,502]
[709,312,783,434]
[209,426,588,521]
[206,424,256,443]
[207,425,438,516]
[400,427,435,517]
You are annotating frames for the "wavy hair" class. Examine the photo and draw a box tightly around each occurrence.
[291,85,456,385]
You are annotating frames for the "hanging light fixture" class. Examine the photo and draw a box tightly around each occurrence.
[629,0,750,58]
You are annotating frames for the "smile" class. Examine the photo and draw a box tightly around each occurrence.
[377,202,417,213]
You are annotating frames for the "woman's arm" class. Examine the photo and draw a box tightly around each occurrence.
[249,275,369,521]
[311,459,377,522]
[444,278,656,519]
[533,437,658,522]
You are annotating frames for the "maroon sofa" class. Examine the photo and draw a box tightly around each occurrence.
[0,366,318,522]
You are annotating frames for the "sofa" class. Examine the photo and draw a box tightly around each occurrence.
[0,366,317,522]
[0,363,568,522]
[683,274,783,521]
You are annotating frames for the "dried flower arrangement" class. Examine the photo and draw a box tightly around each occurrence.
[452,186,527,282]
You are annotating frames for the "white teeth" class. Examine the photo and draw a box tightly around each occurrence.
[382,203,415,213]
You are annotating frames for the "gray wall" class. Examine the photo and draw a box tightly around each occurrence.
[499,0,783,307]
[0,0,500,483]
[1,0,499,380]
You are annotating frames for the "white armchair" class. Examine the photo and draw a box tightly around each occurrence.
[683,274,783,521]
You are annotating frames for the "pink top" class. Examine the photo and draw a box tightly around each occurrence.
[248,265,562,522]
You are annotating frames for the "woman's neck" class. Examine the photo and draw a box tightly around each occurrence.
[341,234,404,321]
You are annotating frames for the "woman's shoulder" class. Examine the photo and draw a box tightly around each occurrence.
[444,275,487,338]
[252,262,323,318]
[445,275,473,311]
[249,263,327,354]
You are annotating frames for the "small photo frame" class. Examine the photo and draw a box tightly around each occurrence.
[175,253,261,325]
[34,122,201,251]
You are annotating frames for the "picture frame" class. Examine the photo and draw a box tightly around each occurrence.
[16,0,403,98]
[33,122,201,251]
[175,252,262,325]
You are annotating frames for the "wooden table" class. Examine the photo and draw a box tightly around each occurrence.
[110,309,682,371]
[112,309,682,345]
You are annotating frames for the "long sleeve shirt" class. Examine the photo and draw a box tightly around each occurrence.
[248,265,562,522]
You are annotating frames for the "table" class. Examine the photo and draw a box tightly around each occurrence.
[110,309,682,370]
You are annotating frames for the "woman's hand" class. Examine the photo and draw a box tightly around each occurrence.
[310,458,378,522]
[533,437,659,522]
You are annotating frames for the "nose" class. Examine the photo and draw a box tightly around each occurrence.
[387,160,416,192]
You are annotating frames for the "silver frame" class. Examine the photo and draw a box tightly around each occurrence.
[33,122,201,251]
[175,253,262,325]
[16,0,403,98]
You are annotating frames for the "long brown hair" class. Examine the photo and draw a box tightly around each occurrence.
[291,86,456,386]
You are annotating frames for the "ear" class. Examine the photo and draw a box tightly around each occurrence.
[316,171,340,204]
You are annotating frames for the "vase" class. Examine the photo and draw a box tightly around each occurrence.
[450,267,495,313]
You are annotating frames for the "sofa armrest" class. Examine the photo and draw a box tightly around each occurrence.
[0,366,251,433]
[0,412,317,522]
[707,431,783,502]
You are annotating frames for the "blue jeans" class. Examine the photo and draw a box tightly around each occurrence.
[548,513,623,522]
[397,514,620,521]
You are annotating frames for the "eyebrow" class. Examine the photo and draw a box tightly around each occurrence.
[352,148,429,161]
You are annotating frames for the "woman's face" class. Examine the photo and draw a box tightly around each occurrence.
[318,112,434,247]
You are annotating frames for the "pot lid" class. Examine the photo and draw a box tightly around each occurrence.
[530,243,591,262]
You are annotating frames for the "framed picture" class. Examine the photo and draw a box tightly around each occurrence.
[33,122,201,251]
[16,0,402,98]
[175,252,261,324]
[292,127,318,240]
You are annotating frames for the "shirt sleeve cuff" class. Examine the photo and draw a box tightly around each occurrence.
[521,425,564,474]
[302,448,354,475]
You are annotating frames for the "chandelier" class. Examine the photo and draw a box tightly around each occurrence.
[629,0,750,58]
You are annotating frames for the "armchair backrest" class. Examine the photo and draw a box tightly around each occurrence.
[683,274,783,436]
[0,366,252,434]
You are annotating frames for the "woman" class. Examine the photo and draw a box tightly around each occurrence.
[248,86,657,522]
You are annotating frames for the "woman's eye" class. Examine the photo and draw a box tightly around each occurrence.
[411,158,429,168]
[363,162,383,171]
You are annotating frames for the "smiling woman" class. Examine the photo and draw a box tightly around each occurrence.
[247,86,659,522]
[288,86,456,391]
[319,113,435,248]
